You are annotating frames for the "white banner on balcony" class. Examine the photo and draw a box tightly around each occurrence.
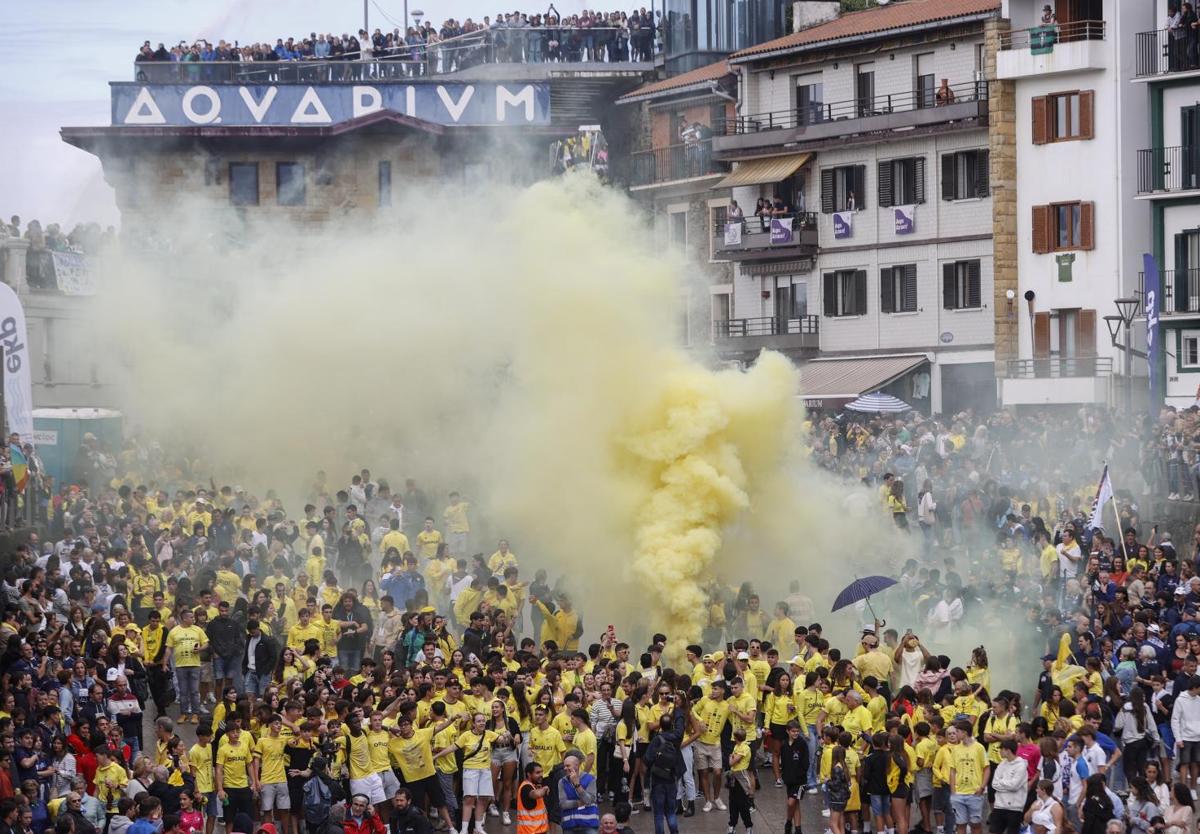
[724,222,742,246]
[50,251,97,296]
[0,283,33,440]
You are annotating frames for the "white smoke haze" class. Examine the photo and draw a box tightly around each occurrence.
[89,170,980,663]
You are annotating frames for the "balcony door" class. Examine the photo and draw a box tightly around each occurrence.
[914,53,935,109]
[1176,229,1200,313]
[795,75,824,126]
[1183,105,1199,191]
[856,63,875,117]
[774,279,807,333]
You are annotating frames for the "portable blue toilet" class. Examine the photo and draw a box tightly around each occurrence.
[31,408,124,488]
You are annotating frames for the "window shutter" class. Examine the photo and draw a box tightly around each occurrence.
[974,150,990,198]
[1077,309,1097,356]
[821,169,835,214]
[1079,91,1095,140]
[967,260,982,308]
[1033,312,1051,358]
[914,157,926,204]
[854,166,868,210]
[823,272,837,317]
[941,154,955,201]
[1032,205,1051,254]
[1032,96,1049,145]
[903,264,918,311]
[1080,202,1095,250]
[854,270,868,315]
[880,267,895,313]
[878,161,894,208]
[1176,234,1190,314]
[942,263,956,309]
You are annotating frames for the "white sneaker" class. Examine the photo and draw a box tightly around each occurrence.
[474,825,487,834]
[715,799,727,811]
[822,809,831,818]
[1171,492,1181,500]
[488,805,500,818]
[807,787,819,794]
[501,813,511,826]
[703,801,714,813]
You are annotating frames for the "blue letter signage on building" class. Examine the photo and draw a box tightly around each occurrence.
[111,83,551,128]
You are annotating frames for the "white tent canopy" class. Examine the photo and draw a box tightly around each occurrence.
[844,392,911,413]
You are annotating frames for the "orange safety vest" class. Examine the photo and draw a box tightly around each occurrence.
[516,780,549,834]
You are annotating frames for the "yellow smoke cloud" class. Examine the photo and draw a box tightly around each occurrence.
[92,171,810,655]
[623,352,798,658]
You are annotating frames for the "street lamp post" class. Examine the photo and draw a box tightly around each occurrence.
[1107,297,1140,413]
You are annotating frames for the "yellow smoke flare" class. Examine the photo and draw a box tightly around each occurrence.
[623,351,800,660]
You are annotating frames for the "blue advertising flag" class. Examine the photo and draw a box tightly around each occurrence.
[1144,253,1161,410]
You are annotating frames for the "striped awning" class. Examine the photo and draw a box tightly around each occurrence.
[715,153,812,189]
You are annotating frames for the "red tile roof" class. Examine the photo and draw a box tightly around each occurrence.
[731,0,1001,62]
[617,59,732,103]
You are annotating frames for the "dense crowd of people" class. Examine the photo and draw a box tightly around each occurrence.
[6,404,1200,834]
[132,10,659,81]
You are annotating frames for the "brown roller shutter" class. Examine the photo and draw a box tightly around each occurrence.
[1079,91,1095,140]
[1033,312,1051,358]
[1077,309,1097,356]
[1080,201,1095,250]
[1032,96,1049,145]
[1032,205,1051,254]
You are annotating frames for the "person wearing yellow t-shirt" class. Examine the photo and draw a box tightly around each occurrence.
[380,519,411,560]
[487,540,518,577]
[443,492,471,556]
[766,603,798,656]
[692,682,732,813]
[305,548,327,592]
[417,518,444,560]
[337,713,385,808]
[388,714,458,831]
[366,711,402,805]
[841,690,875,748]
[727,728,754,829]
[948,720,989,834]
[287,608,325,653]
[569,709,598,776]
[981,695,1018,765]
[528,706,567,773]
[190,724,216,833]
[165,608,208,723]
[94,747,129,813]
[253,715,291,826]
[434,713,498,830]
[216,724,256,821]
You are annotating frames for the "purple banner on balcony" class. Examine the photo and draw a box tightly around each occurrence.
[770,218,793,245]
[833,211,853,239]
[1145,252,1161,409]
[894,205,915,235]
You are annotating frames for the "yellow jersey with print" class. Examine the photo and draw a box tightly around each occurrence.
[692,697,730,745]
[217,734,254,789]
[389,726,436,781]
[367,729,392,773]
[444,503,470,533]
[433,725,459,774]
[528,725,567,772]
[166,625,207,667]
[950,741,987,795]
[418,531,444,560]
[254,734,288,784]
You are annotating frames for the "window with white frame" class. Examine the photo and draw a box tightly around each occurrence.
[1184,331,1200,368]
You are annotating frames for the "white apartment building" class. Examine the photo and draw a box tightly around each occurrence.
[712,0,1001,415]
[996,0,1152,408]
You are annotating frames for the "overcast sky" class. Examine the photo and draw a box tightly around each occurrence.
[0,0,598,228]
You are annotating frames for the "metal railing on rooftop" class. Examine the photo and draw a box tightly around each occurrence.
[133,26,647,82]
[998,19,1105,51]
[718,80,985,136]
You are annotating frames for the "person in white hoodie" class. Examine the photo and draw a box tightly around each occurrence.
[990,741,1029,834]
[1170,675,1200,793]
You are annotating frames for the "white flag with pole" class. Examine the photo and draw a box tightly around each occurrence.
[1089,464,1113,533]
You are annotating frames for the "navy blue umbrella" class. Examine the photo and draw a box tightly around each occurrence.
[831,575,898,621]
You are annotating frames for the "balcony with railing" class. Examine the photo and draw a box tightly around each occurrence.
[712,81,987,156]
[629,141,726,188]
[1002,355,1113,406]
[1136,146,1200,196]
[996,20,1107,79]
[713,315,819,354]
[713,213,818,262]
[1140,268,1200,316]
[1134,29,1200,80]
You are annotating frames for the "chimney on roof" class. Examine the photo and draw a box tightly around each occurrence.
[793,1,840,33]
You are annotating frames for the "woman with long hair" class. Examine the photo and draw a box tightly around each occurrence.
[888,479,909,529]
[615,696,640,810]
[765,672,795,787]
[1145,761,1171,808]
[1024,779,1063,834]
[1164,781,1195,834]
[487,698,521,825]
[1080,773,1114,834]
[1128,778,1163,834]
